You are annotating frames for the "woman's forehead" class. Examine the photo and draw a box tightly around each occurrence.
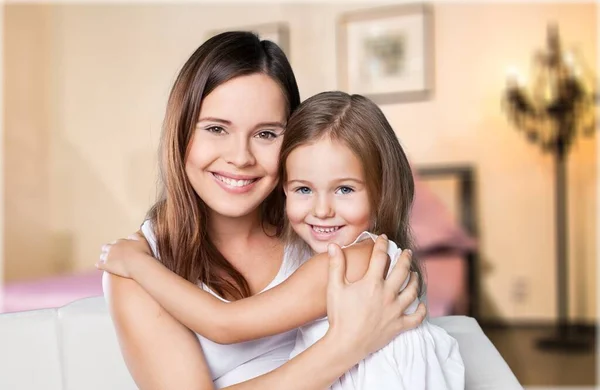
[199,74,287,125]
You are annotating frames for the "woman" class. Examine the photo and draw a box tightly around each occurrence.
[103,31,426,389]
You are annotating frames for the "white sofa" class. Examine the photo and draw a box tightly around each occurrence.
[0,296,523,390]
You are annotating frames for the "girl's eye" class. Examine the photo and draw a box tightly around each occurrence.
[255,131,278,140]
[295,187,312,195]
[336,186,354,195]
[206,126,226,135]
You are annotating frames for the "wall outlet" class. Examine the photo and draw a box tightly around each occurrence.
[511,277,529,304]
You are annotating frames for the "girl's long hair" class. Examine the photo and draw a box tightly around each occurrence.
[279,91,424,296]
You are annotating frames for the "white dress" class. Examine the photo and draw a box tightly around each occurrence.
[290,232,465,390]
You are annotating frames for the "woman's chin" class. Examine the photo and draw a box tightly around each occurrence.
[207,199,263,219]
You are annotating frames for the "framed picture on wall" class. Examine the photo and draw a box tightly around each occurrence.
[337,3,435,104]
[207,22,290,58]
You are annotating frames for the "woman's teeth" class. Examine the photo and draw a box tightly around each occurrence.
[312,225,340,233]
[214,174,257,187]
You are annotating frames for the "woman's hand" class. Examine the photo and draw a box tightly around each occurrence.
[96,232,153,279]
[324,235,426,361]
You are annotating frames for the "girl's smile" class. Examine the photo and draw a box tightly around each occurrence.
[284,137,372,254]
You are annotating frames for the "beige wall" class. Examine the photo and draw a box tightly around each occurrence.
[4,5,55,280]
[2,2,597,322]
[0,5,4,295]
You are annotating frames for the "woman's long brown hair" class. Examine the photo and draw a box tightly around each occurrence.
[147,32,300,300]
[279,91,425,296]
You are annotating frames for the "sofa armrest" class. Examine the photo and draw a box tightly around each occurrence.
[0,308,63,390]
[431,316,523,390]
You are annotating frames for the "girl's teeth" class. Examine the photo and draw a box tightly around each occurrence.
[215,174,255,187]
[313,226,339,233]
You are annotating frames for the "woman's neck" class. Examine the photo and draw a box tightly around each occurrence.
[208,208,268,245]
[208,208,283,295]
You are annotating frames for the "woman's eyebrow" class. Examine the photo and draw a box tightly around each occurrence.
[197,117,231,125]
[253,121,286,130]
[196,118,285,130]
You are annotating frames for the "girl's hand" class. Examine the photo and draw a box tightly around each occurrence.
[96,232,152,279]
[324,235,426,360]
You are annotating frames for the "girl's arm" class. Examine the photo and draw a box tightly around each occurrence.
[104,241,426,390]
[99,234,417,345]
[104,271,354,390]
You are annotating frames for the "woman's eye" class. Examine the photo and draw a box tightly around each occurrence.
[255,131,278,140]
[295,187,312,195]
[336,186,354,195]
[206,126,226,135]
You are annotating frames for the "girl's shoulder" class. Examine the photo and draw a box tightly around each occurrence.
[342,231,401,259]
[280,242,312,278]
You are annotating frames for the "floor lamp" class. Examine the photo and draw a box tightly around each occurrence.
[502,24,597,351]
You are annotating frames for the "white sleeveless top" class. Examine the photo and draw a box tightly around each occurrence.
[140,221,303,388]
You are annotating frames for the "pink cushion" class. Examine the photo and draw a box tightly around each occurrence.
[421,252,468,317]
[409,172,477,253]
[1,270,104,313]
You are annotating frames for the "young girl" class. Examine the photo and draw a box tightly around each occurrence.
[98,91,463,389]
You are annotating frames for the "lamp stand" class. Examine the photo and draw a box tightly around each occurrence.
[503,23,596,352]
[535,121,591,352]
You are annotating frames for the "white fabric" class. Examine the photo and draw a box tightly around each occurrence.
[0,308,63,389]
[140,220,301,388]
[290,231,465,389]
[0,296,522,390]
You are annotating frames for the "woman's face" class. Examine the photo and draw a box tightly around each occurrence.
[186,73,287,219]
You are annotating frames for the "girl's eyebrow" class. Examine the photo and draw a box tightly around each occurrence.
[287,179,312,185]
[333,178,364,184]
[287,178,364,185]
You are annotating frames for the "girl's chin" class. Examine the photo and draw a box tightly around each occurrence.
[308,242,329,254]
[305,237,347,254]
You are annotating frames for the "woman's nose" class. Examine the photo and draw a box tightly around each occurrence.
[225,137,256,168]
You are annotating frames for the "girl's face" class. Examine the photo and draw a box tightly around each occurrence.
[284,137,372,254]
[186,73,287,219]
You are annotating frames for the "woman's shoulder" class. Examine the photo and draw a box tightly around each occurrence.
[139,219,159,258]
[103,271,161,319]
[103,271,177,334]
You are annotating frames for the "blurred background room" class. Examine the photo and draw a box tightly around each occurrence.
[1,1,597,388]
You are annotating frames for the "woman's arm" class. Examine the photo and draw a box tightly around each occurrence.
[103,272,215,389]
[99,234,418,345]
[105,240,426,390]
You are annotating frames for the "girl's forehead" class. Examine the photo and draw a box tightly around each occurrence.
[286,138,365,179]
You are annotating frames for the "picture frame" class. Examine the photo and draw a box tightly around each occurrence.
[337,3,435,104]
[206,22,290,58]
